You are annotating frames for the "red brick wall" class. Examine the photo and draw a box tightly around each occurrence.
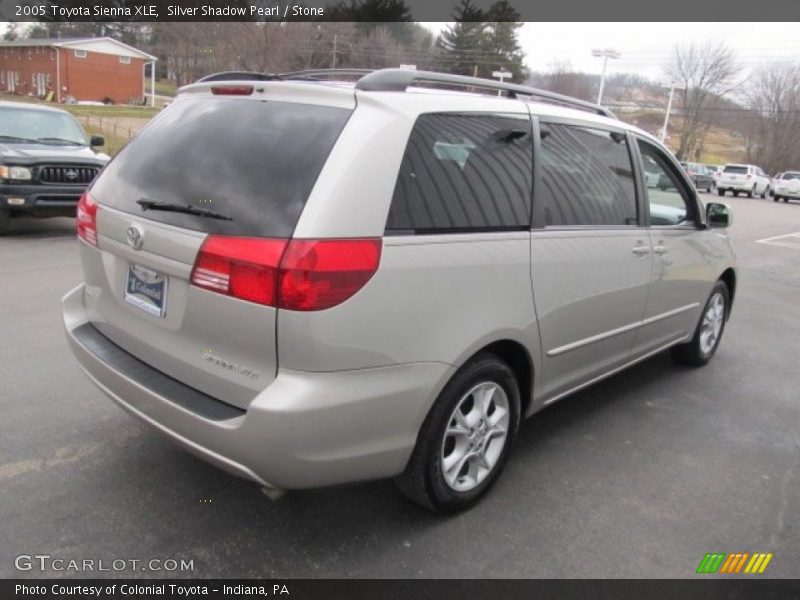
[0,45,146,104]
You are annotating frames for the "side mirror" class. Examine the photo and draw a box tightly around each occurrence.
[706,202,732,228]
[90,134,105,148]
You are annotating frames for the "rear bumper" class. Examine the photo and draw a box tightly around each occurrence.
[63,284,453,490]
[717,182,754,192]
[2,184,85,217]
[775,190,800,199]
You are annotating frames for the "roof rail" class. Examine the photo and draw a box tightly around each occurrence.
[355,69,617,119]
[281,68,373,81]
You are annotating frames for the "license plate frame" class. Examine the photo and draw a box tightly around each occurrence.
[124,263,168,318]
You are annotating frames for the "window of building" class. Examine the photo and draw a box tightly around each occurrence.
[386,113,533,233]
[74,49,87,58]
[119,55,131,64]
[539,123,637,227]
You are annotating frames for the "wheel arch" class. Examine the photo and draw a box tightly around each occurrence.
[464,339,535,418]
[720,268,736,317]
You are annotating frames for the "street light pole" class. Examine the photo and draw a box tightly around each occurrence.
[660,82,686,143]
[592,48,620,105]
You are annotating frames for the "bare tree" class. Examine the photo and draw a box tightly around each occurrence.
[665,42,740,160]
[743,63,800,173]
[544,60,594,101]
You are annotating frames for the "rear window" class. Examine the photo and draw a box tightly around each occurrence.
[91,97,352,237]
[723,166,748,174]
[784,173,800,181]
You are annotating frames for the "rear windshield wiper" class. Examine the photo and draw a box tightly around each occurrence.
[136,199,233,221]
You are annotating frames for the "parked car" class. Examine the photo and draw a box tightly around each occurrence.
[716,164,771,198]
[773,171,800,203]
[705,164,722,188]
[62,69,737,512]
[680,162,715,192]
[0,101,108,234]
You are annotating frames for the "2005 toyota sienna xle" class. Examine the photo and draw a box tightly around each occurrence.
[63,69,736,512]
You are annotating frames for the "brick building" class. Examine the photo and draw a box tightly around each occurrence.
[0,37,157,105]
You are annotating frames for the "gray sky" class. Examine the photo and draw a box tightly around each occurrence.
[424,22,800,81]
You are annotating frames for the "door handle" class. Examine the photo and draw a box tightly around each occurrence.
[632,242,650,256]
[653,244,669,255]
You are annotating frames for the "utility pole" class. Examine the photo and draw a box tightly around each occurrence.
[660,81,687,143]
[331,34,337,69]
[591,48,620,105]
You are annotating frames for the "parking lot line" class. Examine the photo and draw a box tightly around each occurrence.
[755,232,800,249]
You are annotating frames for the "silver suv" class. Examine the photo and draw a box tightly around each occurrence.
[63,69,737,512]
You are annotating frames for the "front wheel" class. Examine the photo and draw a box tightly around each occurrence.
[774,195,781,202]
[671,280,729,367]
[717,189,725,197]
[395,354,521,513]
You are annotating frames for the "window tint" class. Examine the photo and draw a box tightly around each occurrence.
[784,172,800,181]
[638,140,695,226]
[91,97,351,237]
[386,113,532,233]
[539,124,637,226]
[723,165,748,174]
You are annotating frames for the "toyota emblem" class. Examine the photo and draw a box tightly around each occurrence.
[126,225,144,250]
[65,169,78,181]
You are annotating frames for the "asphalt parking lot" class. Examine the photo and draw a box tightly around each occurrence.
[1,194,798,579]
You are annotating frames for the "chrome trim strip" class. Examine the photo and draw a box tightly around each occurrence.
[543,334,691,406]
[546,302,700,357]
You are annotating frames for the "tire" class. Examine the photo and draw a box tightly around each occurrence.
[785,197,790,203]
[746,186,755,198]
[761,186,768,199]
[0,209,9,236]
[733,191,739,197]
[717,189,725,197]
[395,353,521,513]
[706,184,713,193]
[671,280,730,367]
[774,195,780,202]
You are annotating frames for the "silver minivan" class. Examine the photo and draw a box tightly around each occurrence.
[63,69,736,512]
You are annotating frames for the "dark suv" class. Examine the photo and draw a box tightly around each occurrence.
[0,101,108,234]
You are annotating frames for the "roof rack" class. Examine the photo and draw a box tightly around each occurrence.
[193,68,616,119]
[281,69,373,81]
[196,69,373,84]
[355,69,617,119]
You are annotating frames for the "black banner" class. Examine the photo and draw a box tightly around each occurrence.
[1,0,800,22]
[4,579,800,600]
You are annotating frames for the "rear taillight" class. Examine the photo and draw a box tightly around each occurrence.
[279,239,382,311]
[191,237,287,305]
[746,173,752,179]
[191,236,381,311]
[76,192,98,246]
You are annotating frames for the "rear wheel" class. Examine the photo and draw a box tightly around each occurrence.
[0,209,9,235]
[746,186,755,198]
[395,354,521,513]
[717,189,725,197]
[761,186,769,199]
[774,195,781,202]
[671,280,729,367]
[733,191,740,197]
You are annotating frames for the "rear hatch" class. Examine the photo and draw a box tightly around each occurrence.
[777,173,800,195]
[720,165,748,186]
[80,87,354,409]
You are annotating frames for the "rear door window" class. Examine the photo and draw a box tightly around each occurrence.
[91,97,352,237]
[539,123,637,227]
[386,113,532,233]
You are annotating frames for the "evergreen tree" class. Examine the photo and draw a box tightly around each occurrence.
[482,1,526,81]
[437,0,486,77]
